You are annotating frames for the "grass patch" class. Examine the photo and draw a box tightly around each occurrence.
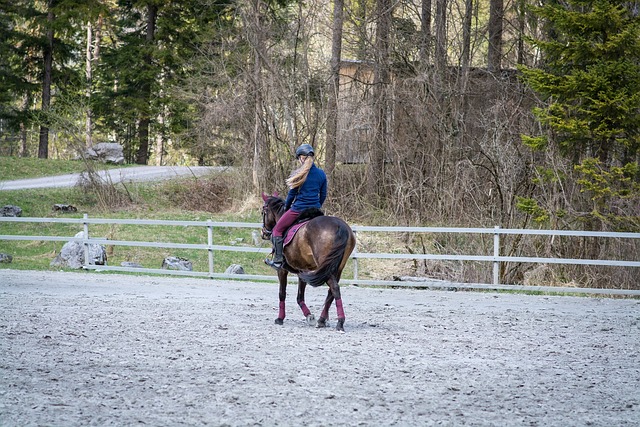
[0,156,129,181]
[0,172,284,276]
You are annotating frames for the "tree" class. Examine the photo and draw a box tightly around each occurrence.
[434,0,447,72]
[420,0,432,64]
[37,0,56,158]
[487,0,503,72]
[518,0,640,230]
[325,0,344,180]
[0,0,39,156]
[133,3,157,165]
[366,0,392,201]
[94,0,232,164]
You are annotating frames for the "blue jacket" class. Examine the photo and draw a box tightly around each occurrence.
[285,164,327,211]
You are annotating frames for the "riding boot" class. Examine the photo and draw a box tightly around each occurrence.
[265,236,284,270]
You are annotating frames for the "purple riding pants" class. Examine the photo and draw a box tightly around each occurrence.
[272,210,301,238]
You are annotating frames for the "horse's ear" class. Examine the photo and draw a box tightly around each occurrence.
[273,191,279,197]
[261,192,269,202]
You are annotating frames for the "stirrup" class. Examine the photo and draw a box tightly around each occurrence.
[265,257,283,270]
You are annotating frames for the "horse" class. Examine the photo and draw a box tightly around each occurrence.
[261,193,356,332]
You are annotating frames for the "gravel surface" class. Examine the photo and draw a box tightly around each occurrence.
[1,269,639,426]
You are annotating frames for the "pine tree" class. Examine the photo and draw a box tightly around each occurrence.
[518,0,640,231]
[0,1,42,154]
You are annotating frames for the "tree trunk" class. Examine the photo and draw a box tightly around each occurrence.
[38,1,55,159]
[367,0,392,201]
[325,0,343,180]
[85,15,103,148]
[516,0,525,65]
[247,0,269,193]
[86,22,93,148]
[488,0,504,72]
[461,0,473,70]
[420,0,432,64]
[19,94,29,157]
[135,4,157,165]
[434,0,447,74]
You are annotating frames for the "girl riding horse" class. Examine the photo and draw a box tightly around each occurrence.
[265,144,327,270]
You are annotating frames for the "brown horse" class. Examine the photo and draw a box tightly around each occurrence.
[261,193,356,332]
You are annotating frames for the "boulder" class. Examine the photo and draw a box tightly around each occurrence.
[225,264,245,274]
[1,205,22,217]
[84,143,125,164]
[50,231,107,269]
[53,204,78,213]
[161,256,192,271]
[0,253,13,263]
[251,230,262,246]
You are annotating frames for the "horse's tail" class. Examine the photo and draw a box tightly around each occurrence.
[298,224,352,287]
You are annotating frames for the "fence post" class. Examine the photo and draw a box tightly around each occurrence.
[83,213,90,269]
[352,230,358,282]
[207,220,214,278]
[493,226,500,285]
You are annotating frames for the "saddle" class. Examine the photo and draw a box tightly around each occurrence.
[283,208,324,247]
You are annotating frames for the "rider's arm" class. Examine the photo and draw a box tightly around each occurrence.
[319,175,327,207]
[284,188,297,210]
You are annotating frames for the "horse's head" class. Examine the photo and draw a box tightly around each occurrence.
[260,192,283,240]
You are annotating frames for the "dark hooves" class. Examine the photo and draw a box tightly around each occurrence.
[336,319,345,332]
[275,318,284,325]
[315,317,327,328]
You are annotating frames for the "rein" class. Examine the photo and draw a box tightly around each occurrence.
[261,198,285,239]
[261,204,274,239]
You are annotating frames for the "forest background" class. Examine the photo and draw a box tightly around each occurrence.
[0,0,638,286]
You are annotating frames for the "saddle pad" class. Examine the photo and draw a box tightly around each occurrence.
[284,221,309,247]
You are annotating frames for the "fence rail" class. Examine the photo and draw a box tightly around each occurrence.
[1,215,639,296]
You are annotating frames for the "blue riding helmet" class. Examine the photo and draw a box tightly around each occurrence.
[295,144,315,159]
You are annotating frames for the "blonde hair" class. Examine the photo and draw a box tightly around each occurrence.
[286,155,314,189]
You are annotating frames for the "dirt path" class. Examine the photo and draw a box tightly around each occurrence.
[1,269,639,426]
[0,166,226,191]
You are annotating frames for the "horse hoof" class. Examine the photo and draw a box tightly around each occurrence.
[315,317,327,328]
[336,319,345,332]
[275,318,284,325]
[305,314,316,326]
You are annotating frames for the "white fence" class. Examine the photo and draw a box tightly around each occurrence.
[1,215,639,296]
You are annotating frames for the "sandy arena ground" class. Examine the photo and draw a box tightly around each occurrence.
[1,269,639,426]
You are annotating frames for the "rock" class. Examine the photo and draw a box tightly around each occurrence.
[1,205,22,217]
[0,253,13,263]
[161,256,192,271]
[53,204,78,213]
[83,143,125,164]
[225,264,245,274]
[50,231,107,269]
[121,261,143,268]
[251,230,262,246]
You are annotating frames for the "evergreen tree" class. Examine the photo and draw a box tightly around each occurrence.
[94,0,232,165]
[0,1,43,154]
[518,0,640,230]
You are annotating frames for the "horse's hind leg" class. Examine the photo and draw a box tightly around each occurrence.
[328,277,345,332]
[296,278,315,326]
[316,289,334,328]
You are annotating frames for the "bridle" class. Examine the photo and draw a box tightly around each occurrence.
[261,203,273,240]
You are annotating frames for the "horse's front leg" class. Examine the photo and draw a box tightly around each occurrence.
[316,288,334,329]
[296,278,315,326]
[275,269,288,325]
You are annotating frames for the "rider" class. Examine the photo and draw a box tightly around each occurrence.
[265,143,327,270]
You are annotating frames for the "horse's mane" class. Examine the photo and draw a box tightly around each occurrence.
[267,196,286,216]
